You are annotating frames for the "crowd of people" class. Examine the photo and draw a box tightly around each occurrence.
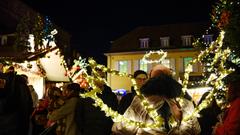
[1,63,240,135]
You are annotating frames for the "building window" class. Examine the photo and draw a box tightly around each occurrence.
[181,35,192,46]
[160,37,170,47]
[183,57,193,72]
[139,59,148,72]
[117,60,128,73]
[161,58,170,68]
[139,38,149,48]
[203,34,213,44]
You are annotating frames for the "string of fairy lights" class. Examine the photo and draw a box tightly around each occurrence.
[61,30,232,129]
[62,57,166,128]
[60,0,239,126]
[2,26,234,131]
[1,0,237,130]
[3,29,231,129]
[183,31,234,121]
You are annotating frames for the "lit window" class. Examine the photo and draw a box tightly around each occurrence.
[118,60,128,73]
[161,58,170,68]
[181,35,192,46]
[139,38,149,48]
[184,57,193,72]
[161,58,176,73]
[139,59,148,72]
[160,37,170,47]
[203,34,213,44]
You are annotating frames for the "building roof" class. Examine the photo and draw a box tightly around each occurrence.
[108,22,211,53]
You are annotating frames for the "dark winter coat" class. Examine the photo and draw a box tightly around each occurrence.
[76,85,118,135]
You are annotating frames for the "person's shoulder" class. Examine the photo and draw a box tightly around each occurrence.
[103,84,112,91]
[103,85,116,95]
[121,92,134,100]
[15,74,26,83]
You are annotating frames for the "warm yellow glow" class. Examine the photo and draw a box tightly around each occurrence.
[14,61,45,99]
[142,50,167,64]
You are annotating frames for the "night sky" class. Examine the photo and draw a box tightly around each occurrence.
[21,0,214,64]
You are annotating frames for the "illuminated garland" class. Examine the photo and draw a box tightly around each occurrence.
[182,31,235,120]
[79,58,166,128]
[183,31,225,94]
[58,0,240,127]
[36,59,46,77]
[142,50,167,64]
[65,32,230,129]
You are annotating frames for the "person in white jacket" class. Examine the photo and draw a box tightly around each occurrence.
[112,64,201,135]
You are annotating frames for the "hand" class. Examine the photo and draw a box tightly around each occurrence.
[47,120,56,127]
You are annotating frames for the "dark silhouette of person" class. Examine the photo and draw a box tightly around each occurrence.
[213,69,240,135]
[118,70,148,114]
[197,91,222,135]
[0,70,33,135]
[75,67,118,135]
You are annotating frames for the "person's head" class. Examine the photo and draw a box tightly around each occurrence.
[223,70,240,102]
[93,67,108,89]
[47,86,62,99]
[149,64,172,78]
[63,83,82,98]
[133,70,148,88]
[20,74,29,84]
[95,67,106,78]
[28,85,35,92]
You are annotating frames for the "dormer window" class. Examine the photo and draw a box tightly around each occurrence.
[139,38,149,48]
[203,34,213,44]
[160,37,170,47]
[181,35,192,46]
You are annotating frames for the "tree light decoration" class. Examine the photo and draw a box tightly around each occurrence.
[182,31,234,121]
